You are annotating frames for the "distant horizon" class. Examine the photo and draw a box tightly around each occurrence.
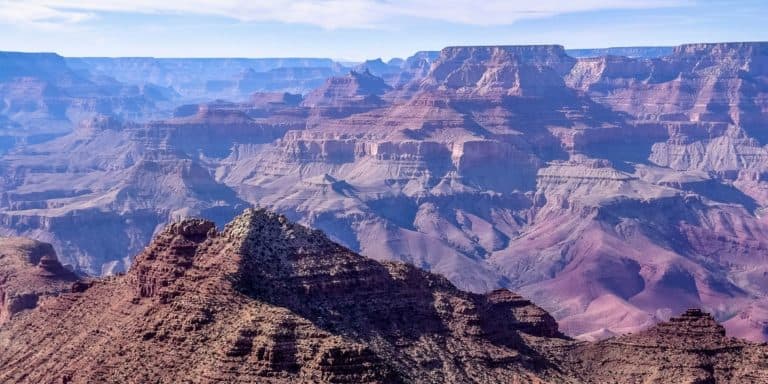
[0,1,764,61]
[4,41,768,62]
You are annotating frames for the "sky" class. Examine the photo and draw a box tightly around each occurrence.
[0,0,765,61]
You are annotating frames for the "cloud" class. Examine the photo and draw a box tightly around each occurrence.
[0,0,690,29]
[0,2,93,28]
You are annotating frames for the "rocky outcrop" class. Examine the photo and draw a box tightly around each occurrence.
[0,210,569,383]
[568,42,768,168]
[422,45,576,98]
[563,309,768,383]
[0,237,77,323]
[0,211,765,383]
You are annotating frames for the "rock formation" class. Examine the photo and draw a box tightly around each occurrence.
[0,237,78,323]
[0,211,765,383]
[0,210,569,383]
[560,308,768,382]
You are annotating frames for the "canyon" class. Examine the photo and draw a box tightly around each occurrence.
[2,42,768,343]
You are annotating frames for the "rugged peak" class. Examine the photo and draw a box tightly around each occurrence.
[2,214,768,383]
[347,69,392,94]
[592,308,730,351]
[307,70,391,98]
[482,289,562,338]
[0,237,75,279]
[564,308,768,382]
[354,58,395,76]
[224,208,330,252]
[223,208,348,296]
[128,209,343,303]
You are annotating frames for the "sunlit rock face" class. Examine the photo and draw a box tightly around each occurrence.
[3,43,768,341]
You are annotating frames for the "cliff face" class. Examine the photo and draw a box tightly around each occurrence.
[3,43,768,343]
[0,211,764,383]
[567,42,768,174]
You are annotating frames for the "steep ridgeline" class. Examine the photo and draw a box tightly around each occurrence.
[3,43,768,343]
[0,210,765,383]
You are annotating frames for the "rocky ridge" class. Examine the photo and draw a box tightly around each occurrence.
[0,210,568,383]
[0,211,765,383]
[561,308,768,382]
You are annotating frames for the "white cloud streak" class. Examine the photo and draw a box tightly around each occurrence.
[0,0,690,29]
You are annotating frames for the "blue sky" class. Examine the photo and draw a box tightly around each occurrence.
[0,0,765,60]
